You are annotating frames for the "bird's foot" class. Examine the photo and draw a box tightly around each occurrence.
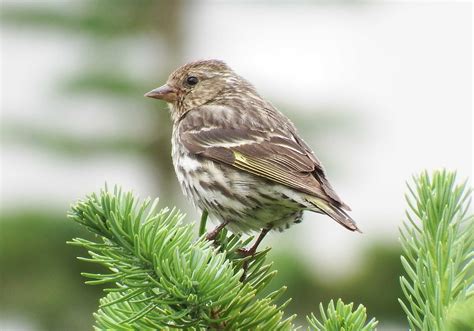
[205,230,219,241]
[238,227,272,282]
[237,247,257,257]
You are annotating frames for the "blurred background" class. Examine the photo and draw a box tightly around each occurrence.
[0,1,471,330]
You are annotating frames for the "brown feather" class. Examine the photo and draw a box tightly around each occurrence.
[179,105,350,210]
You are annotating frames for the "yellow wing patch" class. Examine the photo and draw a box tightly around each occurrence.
[232,151,324,197]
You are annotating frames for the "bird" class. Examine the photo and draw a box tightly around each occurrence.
[145,59,359,255]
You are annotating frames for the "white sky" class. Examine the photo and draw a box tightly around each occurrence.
[1,1,472,276]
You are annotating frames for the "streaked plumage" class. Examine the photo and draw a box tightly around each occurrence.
[146,59,359,235]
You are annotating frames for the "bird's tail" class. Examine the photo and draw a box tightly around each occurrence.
[305,196,361,232]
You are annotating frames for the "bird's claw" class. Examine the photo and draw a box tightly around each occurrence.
[237,247,256,257]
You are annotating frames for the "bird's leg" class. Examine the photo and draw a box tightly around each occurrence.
[206,220,230,241]
[239,227,271,282]
[239,227,271,257]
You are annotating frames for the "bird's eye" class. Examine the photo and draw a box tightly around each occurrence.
[186,76,199,86]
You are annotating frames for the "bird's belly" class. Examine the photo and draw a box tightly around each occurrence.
[173,151,306,233]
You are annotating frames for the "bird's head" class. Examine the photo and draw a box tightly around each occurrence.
[145,59,253,122]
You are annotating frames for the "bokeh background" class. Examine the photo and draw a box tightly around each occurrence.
[1,1,471,330]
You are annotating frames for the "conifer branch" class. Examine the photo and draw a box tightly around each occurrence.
[68,187,295,330]
[306,299,378,331]
[399,170,473,330]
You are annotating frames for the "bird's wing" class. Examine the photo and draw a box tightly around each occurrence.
[180,125,350,211]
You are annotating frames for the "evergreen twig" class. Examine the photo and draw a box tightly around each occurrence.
[306,299,378,331]
[399,170,473,330]
[68,187,295,330]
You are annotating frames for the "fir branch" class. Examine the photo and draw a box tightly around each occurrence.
[399,170,474,330]
[68,186,295,330]
[306,299,378,331]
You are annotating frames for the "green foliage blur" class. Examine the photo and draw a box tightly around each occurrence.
[1,1,404,330]
[0,211,103,330]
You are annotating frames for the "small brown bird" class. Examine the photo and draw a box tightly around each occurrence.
[145,59,359,254]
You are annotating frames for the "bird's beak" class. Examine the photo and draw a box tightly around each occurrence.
[144,84,177,102]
